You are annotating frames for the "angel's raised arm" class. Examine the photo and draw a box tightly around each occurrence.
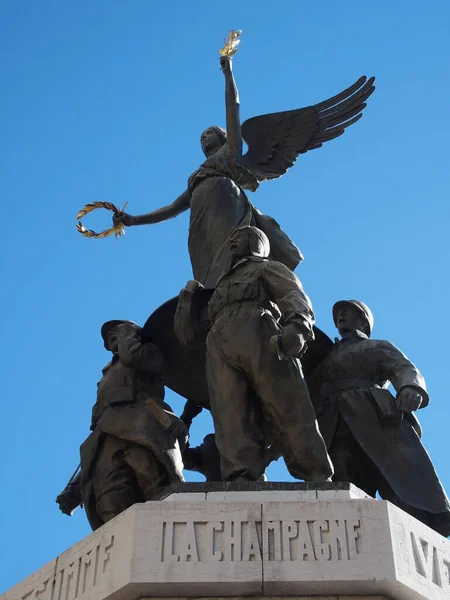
[220,56,242,156]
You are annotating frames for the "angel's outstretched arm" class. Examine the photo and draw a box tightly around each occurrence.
[120,189,191,226]
[221,56,242,156]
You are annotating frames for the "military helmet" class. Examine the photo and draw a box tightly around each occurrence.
[230,226,270,258]
[332,300,374,337]
[101,319,140,350]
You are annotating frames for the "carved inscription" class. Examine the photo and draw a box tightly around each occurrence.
[21,578,53,600]
[160,518,362,562]
[21,536,115,600]
[411,531,450,590]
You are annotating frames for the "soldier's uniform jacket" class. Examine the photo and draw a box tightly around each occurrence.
[80,324,186,529]
[311,330,450,514]
[208,256,315,337]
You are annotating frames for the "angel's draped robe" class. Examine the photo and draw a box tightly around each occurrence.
[187,152,302,288]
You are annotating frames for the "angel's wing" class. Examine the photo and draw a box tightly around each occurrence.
[239,75,375,181]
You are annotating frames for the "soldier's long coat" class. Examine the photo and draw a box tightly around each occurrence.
[311,330,450,515]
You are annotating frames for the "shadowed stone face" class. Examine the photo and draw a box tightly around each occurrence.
[200,127,225,157]
[335,304,366,336]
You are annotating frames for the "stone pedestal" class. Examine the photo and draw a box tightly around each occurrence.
[2,483,449,600]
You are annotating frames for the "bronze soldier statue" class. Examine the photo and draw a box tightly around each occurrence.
[311,300,450,536]
[57,320,186,530]
[175,226,333,483]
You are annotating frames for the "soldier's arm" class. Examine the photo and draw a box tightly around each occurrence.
[117,323,164,373]
[378,341,429,408]
[262,261,315,341]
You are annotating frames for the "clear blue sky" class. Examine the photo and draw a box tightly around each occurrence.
[1,0,449,592]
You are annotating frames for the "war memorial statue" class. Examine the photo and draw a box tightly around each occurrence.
[65,31,450,547]
[0,28,434,600]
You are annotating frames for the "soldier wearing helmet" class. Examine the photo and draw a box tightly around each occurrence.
[332,300,374,337]
[57,320,186,530]
[310,300,450,536]
[175,226,333,483]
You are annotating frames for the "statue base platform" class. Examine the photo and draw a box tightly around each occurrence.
[2,483,449,600]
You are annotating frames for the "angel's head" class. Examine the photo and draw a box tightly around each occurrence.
[201,126,226,157]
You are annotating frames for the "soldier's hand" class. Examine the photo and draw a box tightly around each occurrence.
[269,327,307,360]
[183,280,204,293]
[397,387,423,412]
[280,324,307,358]
[56,486,81,516]
[180,399,203,427]
[117,322,140,333]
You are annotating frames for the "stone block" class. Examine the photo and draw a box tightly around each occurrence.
[2,492,449,600]
[156,481,369,501]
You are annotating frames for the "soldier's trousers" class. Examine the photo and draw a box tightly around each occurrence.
[205,308,333,482]
[92,434,169,522]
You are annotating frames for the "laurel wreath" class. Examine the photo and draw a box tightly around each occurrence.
[76,201,128,239]
[219,30,242,58]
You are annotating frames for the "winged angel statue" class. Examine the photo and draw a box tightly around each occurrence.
[116,45,375,288]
